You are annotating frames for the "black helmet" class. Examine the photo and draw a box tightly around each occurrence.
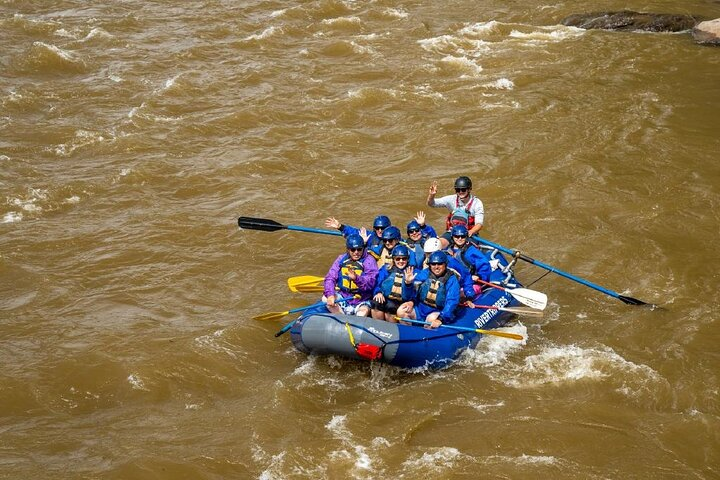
[454,176,472,190]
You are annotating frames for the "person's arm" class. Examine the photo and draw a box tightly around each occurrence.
[373,267,388,295]
[426,181,439,207]
[324,256,342,300]
[356,256,379,292]
[470,249,492,283]
[439,276,461,323]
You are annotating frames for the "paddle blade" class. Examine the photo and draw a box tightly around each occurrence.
[500,306,544,318]
[238,216,287,232]
[288,275,325,292]
[294,284,324,293]
[476,329,524,341]
[618,295,648,306]
[509,288,548,310]
[253,310,289,321]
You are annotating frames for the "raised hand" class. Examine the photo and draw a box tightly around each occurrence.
[325,217,341,229]
[415,211,426,226]
[359,227,370,243]
[428,181,438,196]
[404,266,416,284]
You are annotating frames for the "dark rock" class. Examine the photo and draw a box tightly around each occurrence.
[561,11,699,32]
[692,19,720,45]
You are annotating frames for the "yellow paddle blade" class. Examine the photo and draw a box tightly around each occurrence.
[252,310,290,321]
[476,329,524,341]
[294,284,324,293]
[287,275,325,292]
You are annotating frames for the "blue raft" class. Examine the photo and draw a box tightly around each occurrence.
[290,252,522,369]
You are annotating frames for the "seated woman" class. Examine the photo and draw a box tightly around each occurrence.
[397,251,461,329]
[323,234,379,317]
[447,224,492,297]
[370,245,415,322]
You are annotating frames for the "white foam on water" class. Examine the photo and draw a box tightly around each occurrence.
[33,41,81,63]
[509,25,584,42]
[458,323,527,368]
[3,212,23,223]
[127,374,148,391]
[322,16,362,27]
[382,8,409,19]
[497,344,662,391]
[269,9,286,18]
[459,20,500,36]
[413,84,445,100]
[440,55,483,76]
[194,328,239,358]
[54,129,107,156]
[487,453,558,465]
[8,187,48,214]
[64,194,82,204]
[82,27,112,41]
[484,78,514,90]
[325,414,380,477]
[402,447,468,472]
[243,26,280,41]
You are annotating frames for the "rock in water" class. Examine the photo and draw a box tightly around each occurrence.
[561,11,698,32]
[692,19,720,45]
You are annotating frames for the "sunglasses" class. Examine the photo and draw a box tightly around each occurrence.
[407,228,421,234]
[452,234,467,238]
[348,247,364,252]
[374,226,385,230]
[383,238,397,243]
[429,262,445,266]
[394,257,409,261]
[455,188,469,193]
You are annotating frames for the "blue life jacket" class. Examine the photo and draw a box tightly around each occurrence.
[418,271,452,308]
[380,266,406,301]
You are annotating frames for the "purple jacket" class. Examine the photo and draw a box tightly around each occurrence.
[324,252,379,305]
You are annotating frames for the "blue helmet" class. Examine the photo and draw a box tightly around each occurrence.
[381,226,401,241]
[451,224,469,238]
[391,244,410,258]
[406,220,422,233]
[373,215,391,229]
[428,251,448,265]
[345,234,365,250]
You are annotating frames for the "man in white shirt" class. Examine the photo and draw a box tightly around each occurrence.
[426,176,484,248]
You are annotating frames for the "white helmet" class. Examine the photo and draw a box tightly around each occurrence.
[423,237,442,254]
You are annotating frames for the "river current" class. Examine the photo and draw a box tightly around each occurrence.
[1,1,719,478]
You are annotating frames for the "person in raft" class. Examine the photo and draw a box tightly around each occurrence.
[324,215,391,250]
[370,245,416,322]
[368,226,420,269]
[404,210,437,261]
[421,237,477,302]
[426,176,484,248]
[323,234,379,317]
[447,224,492,297]
[397,250,461,329]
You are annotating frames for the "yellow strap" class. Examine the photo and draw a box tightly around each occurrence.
[344,322,356,347]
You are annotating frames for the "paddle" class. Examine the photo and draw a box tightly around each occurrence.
[294,284,325,293]
[473,236,653,306]
[468,304,544,318]
[395,317,524,341]
[253,300,328,322]
[288,275,325,292]
[475,279,548,310]
[238,217,342,237]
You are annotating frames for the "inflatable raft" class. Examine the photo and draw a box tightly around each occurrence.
[290,250,523,369]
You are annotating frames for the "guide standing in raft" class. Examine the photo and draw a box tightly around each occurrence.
[427,176,484,248]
